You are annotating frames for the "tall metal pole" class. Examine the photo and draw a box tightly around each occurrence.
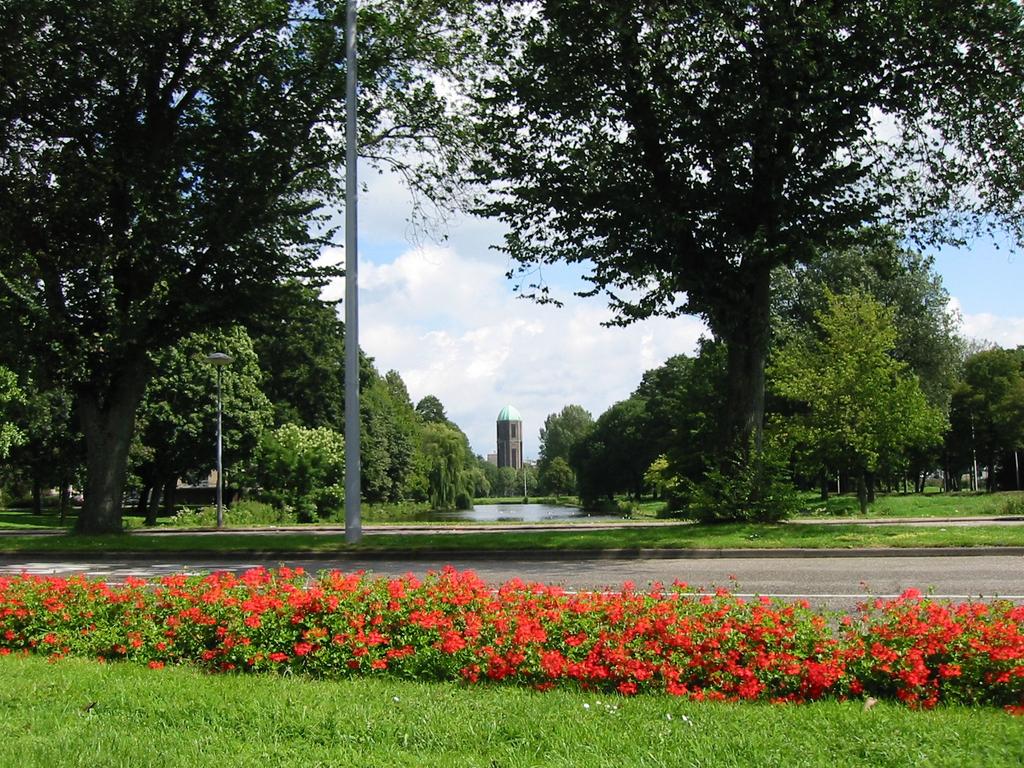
[970,413,979,492]
[206,352,232,527]
[344,0,362,543]
[215,365,224,529]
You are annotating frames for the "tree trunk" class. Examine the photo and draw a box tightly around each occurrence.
[866,472,876,503]
[145,485,162,527]
[714,265,772,462]
[162,479,176,516]
[31,479,42,516]
[77,371,147,534]
[135,485,150,518]
[58,484,70,524]
[819,472,829,501]
[857,475,869,514]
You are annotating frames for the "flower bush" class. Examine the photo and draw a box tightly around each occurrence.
[0,567,1021,711]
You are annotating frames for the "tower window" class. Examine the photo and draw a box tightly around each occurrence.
[512,448,518,466]
[511,423,517,439]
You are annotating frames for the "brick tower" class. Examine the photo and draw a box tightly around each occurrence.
[496,405,523,469]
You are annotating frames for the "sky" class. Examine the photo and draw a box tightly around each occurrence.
[323,164,1024,461]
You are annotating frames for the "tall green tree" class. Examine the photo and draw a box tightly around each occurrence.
[570,397,652,506]
[632,342,726,490]
[536,404,592,489]
[415,396,449,425]
[360,375,417,503]
[770,291,945,512]
[946,347,1024,491]
[773,232,963,409]
[542,456,575,497]
[3,383,81,517]
[0,0,478,532]
[133,327,273,522]
[772,233,964,492]
[416,422,471,510]
[475,1,1024,477]
[248,282,347,430]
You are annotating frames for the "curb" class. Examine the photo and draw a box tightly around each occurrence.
[2,546,1023,563]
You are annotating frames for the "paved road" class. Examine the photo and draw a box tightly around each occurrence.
[3,552,1022,612]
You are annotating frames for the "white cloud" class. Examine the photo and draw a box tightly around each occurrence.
[948,297,1024,349]
[324,244,706,458]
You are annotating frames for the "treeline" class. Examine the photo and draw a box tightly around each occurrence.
[533,236,1024,518]
[0,281,495,520]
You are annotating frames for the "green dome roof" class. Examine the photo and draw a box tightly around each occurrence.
[497,404,522,422]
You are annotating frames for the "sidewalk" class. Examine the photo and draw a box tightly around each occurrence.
[2,515,1023,539]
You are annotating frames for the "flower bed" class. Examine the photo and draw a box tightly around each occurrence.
[1,566,1021,711]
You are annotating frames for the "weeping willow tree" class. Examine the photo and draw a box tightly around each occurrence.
[419,422,472,510]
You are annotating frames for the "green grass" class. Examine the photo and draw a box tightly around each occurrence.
[1,520,1023,556]
[0,509,73,530]
[0,655,1020,768]
[794,490,1024,518]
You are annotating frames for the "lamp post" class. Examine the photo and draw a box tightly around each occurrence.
[206,352,233,529]
[343,0,362,543]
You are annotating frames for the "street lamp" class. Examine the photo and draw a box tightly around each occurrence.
[343,0,362,543]
[206,352,234,529]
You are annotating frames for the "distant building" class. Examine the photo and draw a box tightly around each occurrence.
[496,404,523,469]
[486,453,498,466]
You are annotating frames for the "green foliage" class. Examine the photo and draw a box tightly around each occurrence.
[475,0,1024,479]
[571,397,654,506]
[253,424,345,522]
[248,282,348,430]
[680,438,800,524]
[415,396,448,425]
[536,405,593,484]
[360,376,417,504]
[771,291,946,508]
[643,456,680,502]
[634,340,726,489]
[772,233,964,410]
[167,501,288,529]
[0,367,25,460]
[247,280,422,504]
[416,422,470,510]
[540,456,575,497]
[0,382,82,518]
[946,347,1024,490]
[0,0,479,531]
[135,327,273,498]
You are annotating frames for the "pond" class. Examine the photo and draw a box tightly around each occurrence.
[400,502,620,524]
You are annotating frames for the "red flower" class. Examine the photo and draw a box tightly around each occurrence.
[438,631,467,654]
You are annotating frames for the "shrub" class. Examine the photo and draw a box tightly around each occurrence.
[253,424,345,522]
[1,568,1021,711]
[168,501,287,528]
[681,440,800,523]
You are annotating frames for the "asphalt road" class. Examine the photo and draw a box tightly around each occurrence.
[2,552,1022,612]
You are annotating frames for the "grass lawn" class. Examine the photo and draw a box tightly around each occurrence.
[793,490,1024,518]
[0,520,1023,556]
[0,509,73,530]
[1,655,1020,768]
